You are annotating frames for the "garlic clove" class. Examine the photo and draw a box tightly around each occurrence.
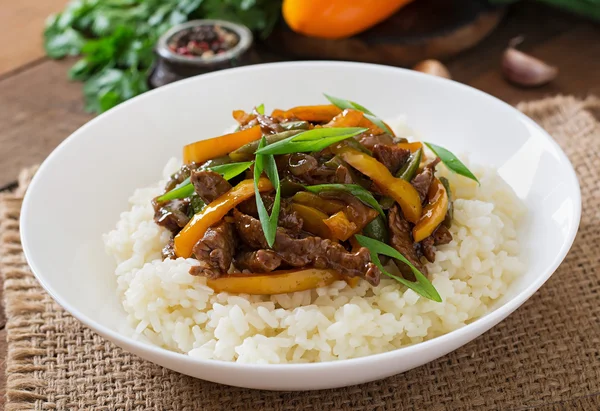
[413,59,452,79]
[502,38,558,87]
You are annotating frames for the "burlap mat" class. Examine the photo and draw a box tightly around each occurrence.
[1,96,599,410]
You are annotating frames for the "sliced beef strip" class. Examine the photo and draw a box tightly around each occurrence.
[234,249,282,273]
[388,205,427,277]
[433,225,453,245]
[162,239,176,260]
[164,162,200,192]
[356,133,394,151]
[189,221,236,278]
[421,236,436,263]
[232,209,381,285]
[411,157,441,203]
[335,164,354,184]
[237,195,304,236]
[191,170,232,203]
[373,144,410,175]
[152,198,190,234]
[256,114,284,135]
[421,225,453,263]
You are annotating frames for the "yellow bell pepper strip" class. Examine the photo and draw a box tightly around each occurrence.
[396,141,423,153]
[174,178,273,258]
[283,0,414,40]
[324,109,385,135]
[323,211,358,241]
[412,177,449,242]
[207,268,342,295]
[281,105,342,123]
[291,191,345,215]
[289,203,336,240]
[331,144,422,223]
[183,125,262,165]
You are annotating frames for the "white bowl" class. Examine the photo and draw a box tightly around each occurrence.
[21,62,580,390]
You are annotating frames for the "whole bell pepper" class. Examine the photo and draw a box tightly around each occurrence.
[283,0,414,39]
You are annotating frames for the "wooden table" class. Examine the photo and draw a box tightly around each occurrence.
[0,2,599,407]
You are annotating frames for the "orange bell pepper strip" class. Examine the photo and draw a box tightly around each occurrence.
[281,105,342,123]
[413,177,449,242]
[331,145,422,223]
[324,109,385,135]
[291,191,345,215]
[232,110,255,126]
[271,108,285,118]
[290,203,336,240]
[397,142,423,153]
[183,125,262,165]
[206,268,342,295]
[174,178,273,258]
[323,211,358,241]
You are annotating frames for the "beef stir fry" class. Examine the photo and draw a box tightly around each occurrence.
[152,96,479,301]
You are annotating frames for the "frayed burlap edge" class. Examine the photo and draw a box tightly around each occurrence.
[1,167,46,410]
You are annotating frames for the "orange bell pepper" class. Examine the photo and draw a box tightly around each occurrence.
[232,110,255,126]
[331,145,422,223]
[325,109,384,135]
[291,191,345,215]
[281,105,342,123]
[183,125,262,165]
[397,142,423,153]
[413,178,449,242]
[323,211,358,241]
[206,268,341,295]
[290,203,335,240]
[283,0,414,39]
[174,178,273,258]
[271,109,285,118]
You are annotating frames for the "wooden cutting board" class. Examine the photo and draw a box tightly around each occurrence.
[265,0,505,66]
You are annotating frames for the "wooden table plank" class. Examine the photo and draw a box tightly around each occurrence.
[0,0,68,77]
[0,59,93,188]
[469,25,600,105]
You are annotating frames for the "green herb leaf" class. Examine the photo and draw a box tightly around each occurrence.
[304,184,385,218]
[254,137,281,247]
[209,161,253,180]
[424,142,479,184]
[156,178,194,202]
[355,235,442,302]
[324,93,392,134]
[255,127,367,156]
[255,103,265,115]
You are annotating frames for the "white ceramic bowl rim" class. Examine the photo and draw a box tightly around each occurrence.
[21,61,581,373]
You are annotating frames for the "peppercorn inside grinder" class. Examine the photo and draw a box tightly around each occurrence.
[150,20,253,88]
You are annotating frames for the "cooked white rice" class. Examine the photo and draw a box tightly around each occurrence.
[104,134,526,364]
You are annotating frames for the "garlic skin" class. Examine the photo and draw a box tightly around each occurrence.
[413,60,451,79]
[502,39,558,87]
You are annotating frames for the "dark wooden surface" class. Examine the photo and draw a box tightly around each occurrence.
[0,2,599,407]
